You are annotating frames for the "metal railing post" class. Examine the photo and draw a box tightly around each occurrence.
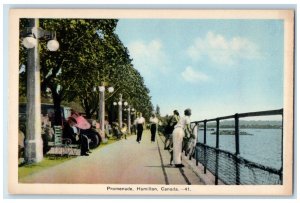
[204,120,207,144]
[280,111,284,183]
[215,119,220,185]
[204,120,207,174]
[234,113,240,184]
[216,119,220,148]
[191,109,283,185]
[235,114,240,155]
[195,123,199,166]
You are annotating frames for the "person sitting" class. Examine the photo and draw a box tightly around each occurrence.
[121,123,128,139]
[18,129,25,165]
[92,120,108,144]
[112,122,122,139]
[71,111,91,130]
[64,116,90,156]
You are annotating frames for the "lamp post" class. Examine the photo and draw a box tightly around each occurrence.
[93,83,114,132]
[127,106,131,134]
[124,106,135,134]
[130,108,137,135]
[21,18,59,163]
[131,108,135,121]
[114,94,128,127]
[113,101,118,123]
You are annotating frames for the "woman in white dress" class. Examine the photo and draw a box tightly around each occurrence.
[172,108,193,168]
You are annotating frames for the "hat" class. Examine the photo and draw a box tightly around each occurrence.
[67,117,77,124]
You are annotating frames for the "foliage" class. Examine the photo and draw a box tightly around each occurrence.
[156,105,161,116]
[19,18,153,122]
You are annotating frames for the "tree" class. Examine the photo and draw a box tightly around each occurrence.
[19,18,153,123]
[156,105,161,116]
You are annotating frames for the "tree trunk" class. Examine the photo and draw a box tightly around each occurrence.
[82,98,92,119]
[107,103,116,124]
[85,108,92,119]
[51,87,63,126]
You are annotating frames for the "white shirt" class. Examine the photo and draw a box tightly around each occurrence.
[150,117,159,124]
[174,116,190,129]
[136,117,145,124]
[72,126,78,133]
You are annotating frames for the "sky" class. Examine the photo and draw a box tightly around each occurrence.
[115,19,284,121]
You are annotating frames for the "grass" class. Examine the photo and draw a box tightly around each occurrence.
[18,156,74,180]
[18,134,129,180]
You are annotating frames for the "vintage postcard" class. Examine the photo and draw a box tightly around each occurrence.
[8,9,294,195]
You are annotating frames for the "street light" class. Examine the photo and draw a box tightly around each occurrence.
[130,108,136,118]
[46,33,59,51]
[22,34,37,48]
[114,94,129,127]
[93,84,114,131]
[22,27,59,51]
[21,19,59,163]
[123,106,134,135]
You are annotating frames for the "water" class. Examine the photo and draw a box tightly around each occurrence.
[197,128,282,169]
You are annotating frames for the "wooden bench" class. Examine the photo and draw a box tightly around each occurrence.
[47,126,80,157]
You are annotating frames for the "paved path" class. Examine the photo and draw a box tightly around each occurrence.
[20,130,205,185]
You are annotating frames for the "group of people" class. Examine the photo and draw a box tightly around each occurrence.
[164,108,194,168]
[132,108,194,168]
[111,122,128,140]
[18,113,55,162]
[64,109,160,155]
[133,112,159,143]
[25,107,194,166]
[64,111,95,156]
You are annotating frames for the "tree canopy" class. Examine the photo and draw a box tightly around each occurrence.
[19,18,153,123]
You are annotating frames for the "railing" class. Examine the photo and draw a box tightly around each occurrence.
[191,109,283,185]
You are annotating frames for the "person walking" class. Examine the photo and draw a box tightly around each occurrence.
[136,112,145,143]
[149,113,159,142]
[172,108,194,168]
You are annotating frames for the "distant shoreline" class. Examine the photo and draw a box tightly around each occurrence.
[199,126,282,130]
[209,130,253,136]
[199,126,282,131]
[197,120,282,130]
[198,127,282,136]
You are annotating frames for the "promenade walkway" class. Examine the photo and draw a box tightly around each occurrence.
[19,130,211,185]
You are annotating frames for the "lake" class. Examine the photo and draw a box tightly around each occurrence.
[197,128,282,170]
